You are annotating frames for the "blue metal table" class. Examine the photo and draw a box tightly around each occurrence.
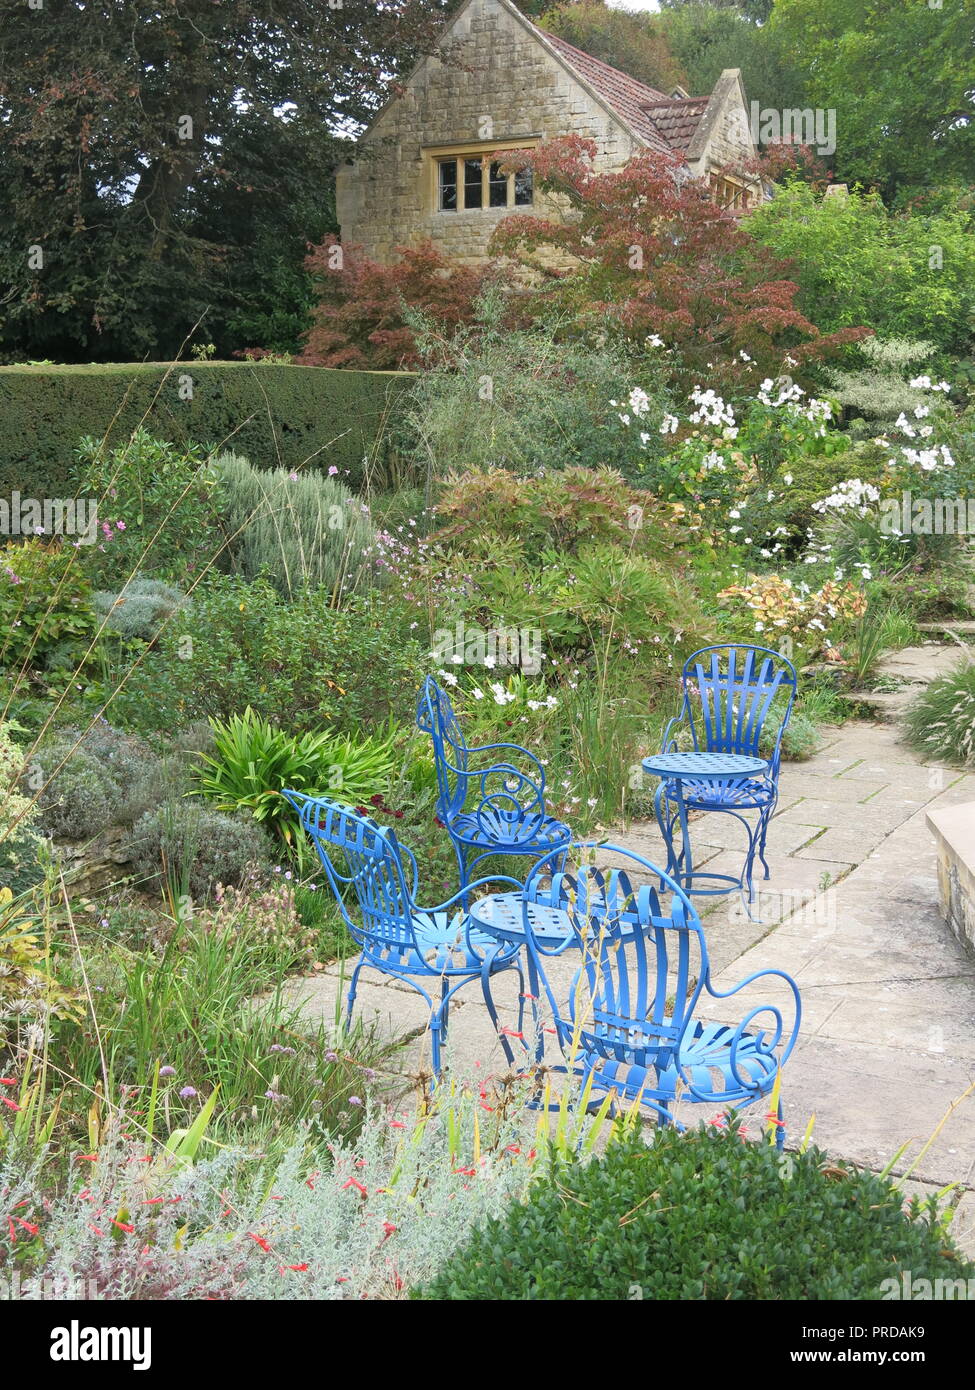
[641,751,769,899]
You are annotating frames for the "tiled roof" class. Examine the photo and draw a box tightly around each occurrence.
[640,96,710,153]
[539,30,680,156]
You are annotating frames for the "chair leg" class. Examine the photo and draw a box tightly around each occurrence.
[427,978,452,1081]
[757,802,775,879]
[479,950,519,1067]
[653,782,676,887]
[345,957,365,1029]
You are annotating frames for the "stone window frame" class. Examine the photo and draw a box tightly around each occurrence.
[424,137,540,215]
[708,172,754,211]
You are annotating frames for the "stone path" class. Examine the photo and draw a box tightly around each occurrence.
[288,710,975,1256]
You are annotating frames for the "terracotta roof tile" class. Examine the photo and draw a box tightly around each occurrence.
[640,97,710,153]
[538,30,679,156]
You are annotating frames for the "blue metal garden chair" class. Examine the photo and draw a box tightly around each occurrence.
[280,791,528,1078]
[416,675,571,887]
[655,645,798,898]
[521,844,801,1143]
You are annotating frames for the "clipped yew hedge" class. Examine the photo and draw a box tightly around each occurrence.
[0,361,413,495]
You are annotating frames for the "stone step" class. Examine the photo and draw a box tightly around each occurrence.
[838,689,919,721]
[916,620,975,635]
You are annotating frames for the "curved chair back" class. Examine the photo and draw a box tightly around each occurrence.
[524,846,707,1075]
[416,675,470,818]
[281,791,420,959]
[679,644,797,758]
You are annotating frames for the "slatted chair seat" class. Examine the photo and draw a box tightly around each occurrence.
[281,791,528,1078]
[364,909,510,974]
[417,676,571,885]
[662,776,776,809]
[447,806,572,849]
[520,844,801,1141]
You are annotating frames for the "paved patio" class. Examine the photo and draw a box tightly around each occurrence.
[288,715,975,1256]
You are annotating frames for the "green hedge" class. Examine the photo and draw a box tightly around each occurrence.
[417,1124,975,1301]
[0,362,413,495]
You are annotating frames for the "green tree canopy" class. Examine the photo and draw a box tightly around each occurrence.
[746,181,975,356]
[770,0,975,198]
[0,0,448,362]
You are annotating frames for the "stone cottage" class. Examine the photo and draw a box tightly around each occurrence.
[336,0,762,266]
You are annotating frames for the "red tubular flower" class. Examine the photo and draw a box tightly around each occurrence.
[248,1233,272,1252]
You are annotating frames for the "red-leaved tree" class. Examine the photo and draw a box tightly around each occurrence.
[298,238,499,368]
[489,137,866,388]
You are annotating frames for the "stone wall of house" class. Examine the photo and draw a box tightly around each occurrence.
[685,72,758,188]
[336,0,639,265]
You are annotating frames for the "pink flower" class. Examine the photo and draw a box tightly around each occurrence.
[327,465,339,476]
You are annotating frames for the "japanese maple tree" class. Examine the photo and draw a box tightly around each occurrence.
[299,239,499,369]
[489,137,865,389]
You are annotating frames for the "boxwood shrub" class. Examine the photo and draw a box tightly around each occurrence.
[417,1124,975,1301]
[0,362,412,496]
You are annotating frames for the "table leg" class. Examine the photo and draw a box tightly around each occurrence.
[674,779,693,892]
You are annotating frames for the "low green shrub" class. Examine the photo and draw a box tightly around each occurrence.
[0,539,95,676]
[78,430,218,587]
[869,567,974,621]
[30,750,119,842]
[111,575,424,735]
[94,577,187,641]
[905,659,975,766]
[123,802,273,902]
[418,1123,975,1301]
[22,723,166,842]
[398,314,673,485]
[213,452,377,599]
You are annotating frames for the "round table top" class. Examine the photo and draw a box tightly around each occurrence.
[469,892,572,946]
[641,751,768,780]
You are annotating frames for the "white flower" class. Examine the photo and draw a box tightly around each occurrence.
[659,413,679,435]
[783,473,793,485]
[628,387,651,417]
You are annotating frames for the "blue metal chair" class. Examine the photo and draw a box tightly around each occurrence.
[280,791,528,1077]
[416,675,571,886]
[655,645,798,897]
[522,844,801,1143]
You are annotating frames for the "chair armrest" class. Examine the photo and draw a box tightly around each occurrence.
[703,967,802,1067]
[419,875,526,917]
[464,740,547,788]
[660,713,691,754]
